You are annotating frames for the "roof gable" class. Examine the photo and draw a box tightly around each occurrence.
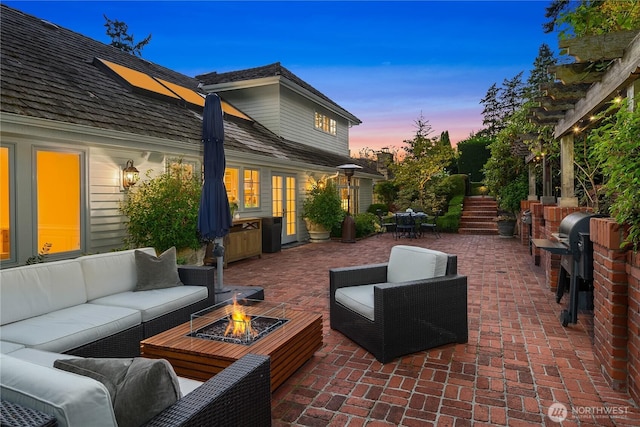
[0,4,376,175]
[197,62,361,124]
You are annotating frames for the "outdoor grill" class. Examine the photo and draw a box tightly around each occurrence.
[532,212,601,327]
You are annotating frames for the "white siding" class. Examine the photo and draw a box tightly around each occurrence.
[357,178,373,214]
[279,87,350,156]
[220,86,281,135]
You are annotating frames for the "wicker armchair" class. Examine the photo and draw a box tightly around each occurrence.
[147,353,271,427]
[329,246,468,363]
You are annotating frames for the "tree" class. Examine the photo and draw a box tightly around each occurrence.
[457,134,491,182]
[480,83,502,138]
[373,180,399,211]
[544,0,640,38]
[527,43,556,99]
[104,15,151,56]
[499,72,525,121]
[392,115,455,209]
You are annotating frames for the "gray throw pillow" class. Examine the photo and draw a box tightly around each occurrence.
[134,246,183,291]
[54,357,181,427]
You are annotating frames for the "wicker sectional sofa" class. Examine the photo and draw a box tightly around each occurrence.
[0,248,221,357]
[0,349,271,427]
[0,248,271,426]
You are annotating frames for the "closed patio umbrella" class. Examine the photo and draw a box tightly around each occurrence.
[198,93,232,293]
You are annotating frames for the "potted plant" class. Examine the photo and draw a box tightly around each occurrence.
[119,166,205,262]
[301,180,344,242]
[495,173,528,237]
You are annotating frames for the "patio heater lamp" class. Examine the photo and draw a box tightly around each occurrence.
[337,164,362,243]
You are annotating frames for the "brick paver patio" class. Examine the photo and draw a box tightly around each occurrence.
[222,232,640,426]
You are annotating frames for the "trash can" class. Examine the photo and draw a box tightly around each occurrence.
[262,217,282,253]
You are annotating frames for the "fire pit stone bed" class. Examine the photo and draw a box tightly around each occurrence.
[189,298,289,346]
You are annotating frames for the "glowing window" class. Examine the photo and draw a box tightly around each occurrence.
[37,151,82,254]
[1,146,12,260]
[314,112,337,135]
[243,169,260,208]
[224,167,239,208]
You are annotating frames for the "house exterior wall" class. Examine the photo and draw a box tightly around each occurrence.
[219,85,281,135]
[279,86,350,157]
[217,84,350,157]
[358,178,374,214]
[0,115,204,265]
[1,114,364,267]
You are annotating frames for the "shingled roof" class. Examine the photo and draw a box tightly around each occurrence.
[0,5,375,174]
[197,62,362,125]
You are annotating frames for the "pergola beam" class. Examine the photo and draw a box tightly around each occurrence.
[555,32,640,138]
[559,30,639,62]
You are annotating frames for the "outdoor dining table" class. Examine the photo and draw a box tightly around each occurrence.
[393,212,427,239]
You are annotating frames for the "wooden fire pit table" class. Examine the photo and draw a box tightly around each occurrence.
[140,299,323,391]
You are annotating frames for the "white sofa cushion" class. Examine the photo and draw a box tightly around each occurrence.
[335,284,376,321]
[89,286,208,322]
[0,340,25,354]
[0,260,87,325]
[0,354,117,427]
[79,248,156,300]
[7,347,81,365]
[387,245,449,283]
[0,304,141,353]
[11,347,203,396]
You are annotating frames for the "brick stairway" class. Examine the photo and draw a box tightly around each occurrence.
[458,196,498,235]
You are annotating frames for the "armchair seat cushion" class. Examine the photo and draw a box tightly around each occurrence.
[334,284,377,321]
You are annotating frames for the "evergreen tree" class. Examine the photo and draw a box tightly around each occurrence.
[499,72,525,120]
[104,15,151,56]
[527,43,556,99]
[480,83,502,138]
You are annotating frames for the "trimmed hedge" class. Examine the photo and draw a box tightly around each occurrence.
[438,194,464,233]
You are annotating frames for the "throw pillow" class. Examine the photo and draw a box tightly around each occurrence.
[134,246,183,291]
[54,357,181,427]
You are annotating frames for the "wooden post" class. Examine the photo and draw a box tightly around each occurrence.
[558,134,578,207]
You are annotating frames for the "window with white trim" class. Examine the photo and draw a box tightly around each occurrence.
[314,112,336,136]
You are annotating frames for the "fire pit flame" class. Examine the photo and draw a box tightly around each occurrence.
[224,297,257,340]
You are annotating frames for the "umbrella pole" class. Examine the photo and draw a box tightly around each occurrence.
[214,237,230,294]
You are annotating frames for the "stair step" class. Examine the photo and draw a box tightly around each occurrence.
[459,228,498,235]
[459,221,497,229]
[462,210,496,216]
[460,215,496,222]
[460,197,498,235]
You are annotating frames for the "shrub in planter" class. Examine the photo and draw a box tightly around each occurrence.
[301,180,345,232]
[119,168,202,253]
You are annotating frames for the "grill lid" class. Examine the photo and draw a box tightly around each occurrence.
[558,212,599,254]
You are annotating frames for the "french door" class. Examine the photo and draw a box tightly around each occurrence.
[272,174,297,244]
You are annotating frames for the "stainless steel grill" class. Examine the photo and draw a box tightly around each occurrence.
[533,212,602,326]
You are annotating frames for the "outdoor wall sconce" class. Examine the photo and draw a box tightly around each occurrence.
[337,163,363,243]
[122,159,140,189]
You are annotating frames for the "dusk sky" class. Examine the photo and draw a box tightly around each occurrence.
[5,1,559,155]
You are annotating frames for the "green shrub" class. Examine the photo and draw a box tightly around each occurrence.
[119,168,202,252]
[445,174,467,196]
[438,195,464,232]
[367,203,388,215]
[497,173,528,216]
[354,212,377,237]
[301,181,344,231]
